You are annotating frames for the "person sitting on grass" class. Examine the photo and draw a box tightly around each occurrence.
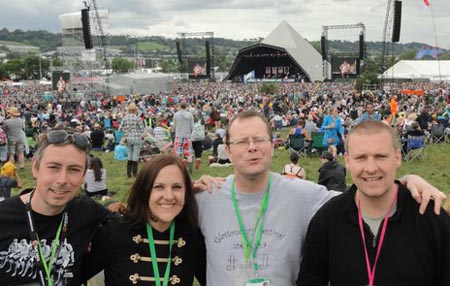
[282,152,306,180]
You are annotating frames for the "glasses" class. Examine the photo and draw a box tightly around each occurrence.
[228,137,272,148]
[46,130,91,150]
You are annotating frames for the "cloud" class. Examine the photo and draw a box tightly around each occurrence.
[0,0,448,48]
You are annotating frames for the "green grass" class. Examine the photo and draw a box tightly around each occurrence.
[0,40,30,46]
[12,139,450,200]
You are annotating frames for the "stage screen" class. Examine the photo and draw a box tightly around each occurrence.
[187,57,207,79]
[52,72,71,92]
[331,57,359,79]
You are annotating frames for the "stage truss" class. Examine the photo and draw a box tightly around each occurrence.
[322,23,366,80]
[58,0,109,95]
[177,32,215,81]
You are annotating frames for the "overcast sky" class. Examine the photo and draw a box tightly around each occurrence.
[1,0,449,48]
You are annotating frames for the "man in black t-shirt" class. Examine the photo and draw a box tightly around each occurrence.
[90,124,105,151]
[0,128,110,286]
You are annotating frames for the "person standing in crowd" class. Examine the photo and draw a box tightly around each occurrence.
[321,107,344,158]
[82,154,206,286]
[282,152,306,180]
[4,107,25,169]
[90,123,105,151]
[0,128,110,285]
[209,105,222,129]
[298,120,450,286]
[84,156,108,198]
[317,151,347,192]
[357,102,381,124]
[0,120,8,162]
[173,100,194,172]
[119,103,145,178]
[191,115,205,171]
[195,111,444,286]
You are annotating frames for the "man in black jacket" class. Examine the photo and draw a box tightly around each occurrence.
[317,151,346,192]
[298,120,450,286]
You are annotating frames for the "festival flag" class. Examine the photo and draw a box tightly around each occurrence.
[423,0,430,7]
[243,70,255,84]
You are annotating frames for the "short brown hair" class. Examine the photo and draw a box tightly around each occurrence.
[345,120,400,152]
[225,111,272,145]
[34,127,90,171]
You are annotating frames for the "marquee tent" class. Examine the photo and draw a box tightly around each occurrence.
[382,60,450,81]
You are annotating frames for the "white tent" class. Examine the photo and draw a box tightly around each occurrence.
[382,60,450,81]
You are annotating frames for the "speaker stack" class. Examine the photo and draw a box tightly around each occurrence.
[320,36,327,61]
[176,41,183,64]
[392,1,402,43]
[81,8,93,49]
[205,40,211,78]
[359,34,365,59]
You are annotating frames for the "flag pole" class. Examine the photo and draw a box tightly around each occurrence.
[429,1,442,81]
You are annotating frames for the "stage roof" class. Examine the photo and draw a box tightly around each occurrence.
[261,20,323,81]
[226,21,324,82]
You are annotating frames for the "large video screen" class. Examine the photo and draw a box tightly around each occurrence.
[331,57,359,79]
[187,58,207,79]
[52,71,71,92]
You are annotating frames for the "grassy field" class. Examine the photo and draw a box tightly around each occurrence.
[13,137,450,200]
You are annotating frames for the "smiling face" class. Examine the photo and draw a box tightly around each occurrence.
[31,144,87,216]
[148,164,186,232]
[225,116,274,182]
[345,129,401,201]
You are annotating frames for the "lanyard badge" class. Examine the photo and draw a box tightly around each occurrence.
[231,176,271,285]
[145,222,175,286]
[357,189,398,286]
[25,190,68,286]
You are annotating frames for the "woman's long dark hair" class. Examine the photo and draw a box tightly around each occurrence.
[89,157,103,182]
[124,154,198,231]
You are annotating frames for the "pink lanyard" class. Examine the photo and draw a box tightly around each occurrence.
[357,190,398,286]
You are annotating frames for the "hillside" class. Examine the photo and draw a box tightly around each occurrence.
[0,27,448,61]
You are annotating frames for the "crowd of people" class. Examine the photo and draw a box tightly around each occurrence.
[0,79,449,285]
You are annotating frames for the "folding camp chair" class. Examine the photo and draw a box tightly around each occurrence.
[403,134,426,162]
[429,123,446,143]
[114,130,125,145]
[310,132,326,155]
[287,135,306,158]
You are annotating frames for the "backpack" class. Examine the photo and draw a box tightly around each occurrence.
[0,129,7,146]
[191,123,205,142]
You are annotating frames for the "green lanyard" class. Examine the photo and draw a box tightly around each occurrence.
[146,222,175,286]
[37,215,65,286]
[231,176,271,272]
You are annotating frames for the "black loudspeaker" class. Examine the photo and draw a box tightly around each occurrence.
[81,8,93,49]
[392,1,402,43]
[205,40,211,78]
[320,36,327,61]
[176,41,183,64]
[359,34,365,59]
